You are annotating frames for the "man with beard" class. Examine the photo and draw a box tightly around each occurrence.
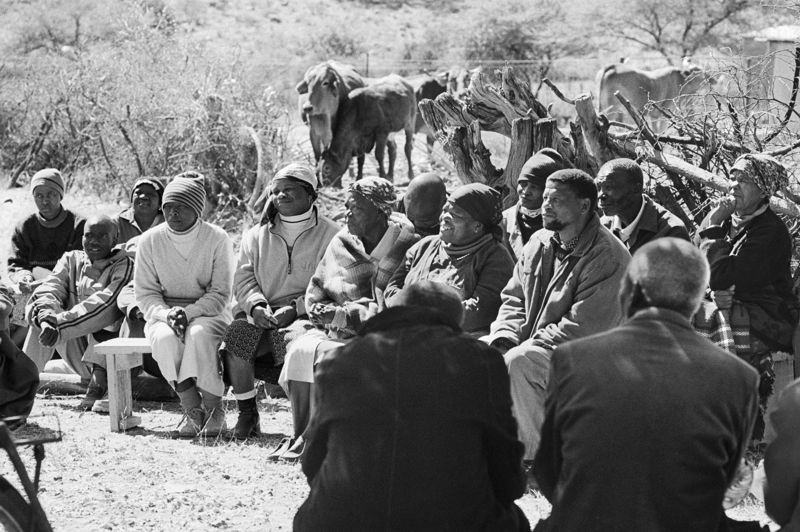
[596,158,689,254]
[482,169,630,463]
[24,215,133,412]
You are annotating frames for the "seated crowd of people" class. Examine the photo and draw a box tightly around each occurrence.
[0,151,799,530]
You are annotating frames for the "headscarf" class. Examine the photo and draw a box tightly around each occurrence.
[30,168,65,198]
[348,177,396,219]
[131,177,165,203]
[732,153,788,199]
[162,171,206,219]
[261,163,319,225]
[449,183,503,240]
[272,163,318,191]
[519,148,565,188]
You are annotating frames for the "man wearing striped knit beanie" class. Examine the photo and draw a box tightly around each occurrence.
[134,171,235,437]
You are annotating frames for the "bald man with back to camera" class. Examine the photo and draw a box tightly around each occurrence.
[532,238,759,532]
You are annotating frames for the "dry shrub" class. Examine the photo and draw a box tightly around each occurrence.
[1,1,288,229]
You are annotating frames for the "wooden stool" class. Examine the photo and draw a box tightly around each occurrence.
[93,338,151,432]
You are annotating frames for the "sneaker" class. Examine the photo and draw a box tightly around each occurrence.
[233,409,261,440]
[79,384,106,411]
[178,407,205,438]
[91,399,110,414]
[198,407,227,437]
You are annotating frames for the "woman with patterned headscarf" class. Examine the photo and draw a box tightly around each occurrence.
[385,183,515,335]
[697,153,799,444]
[271,176,419,461]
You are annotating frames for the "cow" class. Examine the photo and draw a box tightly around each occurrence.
[596,62,711,129]
[296,61,365,162]
[319,74,417,185]
[440,66,474,100]
[405,73,446,155]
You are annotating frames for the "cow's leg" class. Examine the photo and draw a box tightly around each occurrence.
[404,127,414,181]
[357,152,365,180]
[375,137,387,179]
[386,138,397,183]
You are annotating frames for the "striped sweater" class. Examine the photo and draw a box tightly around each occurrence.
[25,248,133,341]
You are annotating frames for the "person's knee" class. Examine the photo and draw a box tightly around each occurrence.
[504,345,550,388]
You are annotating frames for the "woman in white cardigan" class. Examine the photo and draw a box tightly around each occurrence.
[134,172,234,437]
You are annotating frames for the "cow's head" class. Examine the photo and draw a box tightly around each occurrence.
[441,66,472,100]
[318,148,347,184]
[297,63,342,117]
[680,64,717,94]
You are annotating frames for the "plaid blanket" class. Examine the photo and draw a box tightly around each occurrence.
[306,213,419,338]
[692,300,751,355]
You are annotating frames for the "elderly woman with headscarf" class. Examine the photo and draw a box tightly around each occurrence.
[385,183,515,335]
[114,177,165,244]
[273,176,419,461]
[696,153,799,443]
[217,163,339,440]
[134,171,234,438]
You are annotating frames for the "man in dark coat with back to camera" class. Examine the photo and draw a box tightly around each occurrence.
[532,238,759,532]
[597,157,690,254]
[294,280,529,532]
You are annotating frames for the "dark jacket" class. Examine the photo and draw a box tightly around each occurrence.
[699,207,798,351]
[295,306,528,532]
[601,194,690,255]
[533,307,759,532]
[384,235,514,334]
[765,378,800,531]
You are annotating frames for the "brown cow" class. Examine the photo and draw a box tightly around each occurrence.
[296,61,365,162]
[405,73,446,155]
[596,63,711,128]
[319,74,417,184]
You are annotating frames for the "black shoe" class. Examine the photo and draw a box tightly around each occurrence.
[233,409,261,440]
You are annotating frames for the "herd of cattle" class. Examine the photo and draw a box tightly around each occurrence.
[296,59,712,186]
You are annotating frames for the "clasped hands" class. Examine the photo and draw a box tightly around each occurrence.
[252,305,296,330]
[167,307,189,341]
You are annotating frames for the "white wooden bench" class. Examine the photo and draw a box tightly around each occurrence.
[93,338,150,432]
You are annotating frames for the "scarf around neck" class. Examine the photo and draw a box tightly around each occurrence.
[442,233,494,259]
[730,203,769,237]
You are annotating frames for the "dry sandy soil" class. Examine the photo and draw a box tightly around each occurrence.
[0,387,771,531]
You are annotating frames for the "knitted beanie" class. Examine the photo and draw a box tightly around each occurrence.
[131,177,165,203]
[162,171,206,218]
[272,163,318,191]
[30,168,65,198]
[519,148,565,189]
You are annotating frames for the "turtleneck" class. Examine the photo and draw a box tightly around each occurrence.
[166,218,201,260]
[276,206,315,249]
[36,206,68,229]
